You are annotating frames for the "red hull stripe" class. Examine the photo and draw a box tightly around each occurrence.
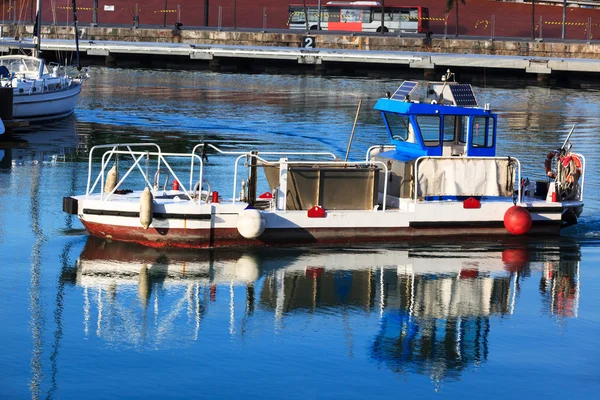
[81,219,561,249]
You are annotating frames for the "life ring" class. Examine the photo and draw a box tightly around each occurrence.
[561,154,582,184]
[544,151,558,178]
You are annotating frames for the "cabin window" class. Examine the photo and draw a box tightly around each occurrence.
[416,115,440,147]
[472,116,495,148]
[443,116,467,143]
[384,113,411,142]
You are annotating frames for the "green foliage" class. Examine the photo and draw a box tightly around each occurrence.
[445,0,466,12]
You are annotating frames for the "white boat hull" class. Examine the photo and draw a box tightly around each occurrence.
[12,81,82,121]
[66,192,573,249]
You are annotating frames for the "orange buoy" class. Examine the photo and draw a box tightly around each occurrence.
[503,206,532,235]
[172,180,179,190]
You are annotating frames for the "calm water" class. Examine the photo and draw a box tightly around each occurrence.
[1,69,600,399]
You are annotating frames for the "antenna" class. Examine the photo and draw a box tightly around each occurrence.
[560,124,576,151]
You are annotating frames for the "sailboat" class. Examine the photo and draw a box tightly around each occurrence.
[0,0,87,121]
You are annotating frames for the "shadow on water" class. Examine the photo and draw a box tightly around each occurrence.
[48,235,583,386]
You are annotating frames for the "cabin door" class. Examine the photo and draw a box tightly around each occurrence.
[466,115,497,157]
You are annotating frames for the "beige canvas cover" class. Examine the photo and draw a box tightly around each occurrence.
[416,157,515,198]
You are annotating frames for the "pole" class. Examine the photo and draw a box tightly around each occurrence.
[561,0,566,39]
[317,0,321,30]
[163,0,167,27]
[345,99,362,162]
[72,0,80,69]
[92,0,97,26]
[34,0,41,56]
[455,0,459,37]
[204,0,209,27]
[531,0,535,40]
[380,0,384,33]
[233,0,237,29]
[302,0,309,30]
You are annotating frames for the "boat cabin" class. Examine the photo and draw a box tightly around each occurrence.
[373,78,497,161]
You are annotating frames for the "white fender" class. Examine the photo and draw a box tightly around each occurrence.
[140,187,153,230]
[104,165,118,193]
[236,208,265,239]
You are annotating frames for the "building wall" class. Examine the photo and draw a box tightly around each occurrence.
[25,0,600,40]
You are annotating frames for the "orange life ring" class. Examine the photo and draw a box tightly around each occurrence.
[561,154,582,183]
[544,151,557,178]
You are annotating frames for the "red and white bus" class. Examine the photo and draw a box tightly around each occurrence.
[288,1,429,33]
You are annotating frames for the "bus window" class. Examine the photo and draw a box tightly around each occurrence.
[341,8,361,22]
[416,116,441,146]
[327,7,340,22]
[385,113,412,142]
[472,116,495,148]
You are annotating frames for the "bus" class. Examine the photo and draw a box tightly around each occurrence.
[287,1,429,33]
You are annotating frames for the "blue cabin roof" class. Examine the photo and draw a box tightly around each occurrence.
[374,78,498,160]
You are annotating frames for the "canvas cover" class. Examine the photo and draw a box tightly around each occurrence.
[416,157,515,198]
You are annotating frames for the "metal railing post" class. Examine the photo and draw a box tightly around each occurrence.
[263,6,267,32]
[218,6,222,31]
[491,14,495,40]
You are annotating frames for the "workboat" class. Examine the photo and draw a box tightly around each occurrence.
[63,71,586,249]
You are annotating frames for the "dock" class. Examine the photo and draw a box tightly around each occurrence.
[2,25,600,85]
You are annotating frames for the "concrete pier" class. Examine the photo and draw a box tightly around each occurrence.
[3,25,600,86]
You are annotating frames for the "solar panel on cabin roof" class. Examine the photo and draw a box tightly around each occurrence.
[391,81,418,100]
[448,84,478,107]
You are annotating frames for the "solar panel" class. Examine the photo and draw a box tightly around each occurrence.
[391,81,418,101]
[448,84,478,107]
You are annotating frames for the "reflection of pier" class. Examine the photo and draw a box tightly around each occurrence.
[62,238,581,380]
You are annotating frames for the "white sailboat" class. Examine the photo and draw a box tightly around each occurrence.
[0,0,87,121]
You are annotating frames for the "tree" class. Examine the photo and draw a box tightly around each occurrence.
[445,0,466,37]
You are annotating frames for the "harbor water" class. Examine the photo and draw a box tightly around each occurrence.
[1,68,599,399]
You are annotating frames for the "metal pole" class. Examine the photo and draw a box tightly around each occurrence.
[233,0,236,29]
[92,0,97,26]
[539,16,542,40]
[345,99,362,162]
[163,0,167,27]
[204,0,209,27]
[588,17,592,44]
[531,0,535,40]
[263,6,267,31]
[562,0,566,39]
[302,0,309,31]
[34,0,41,56]
[317,0,321,30]
[491,14,495,40]
[218,6,222,31]
[380,0,385,34]
[72,0,80,68]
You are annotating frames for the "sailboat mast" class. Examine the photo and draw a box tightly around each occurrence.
[33,0,42,57]
[71,0,81,69]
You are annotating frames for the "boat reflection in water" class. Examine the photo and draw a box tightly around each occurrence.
[62,237,581,379]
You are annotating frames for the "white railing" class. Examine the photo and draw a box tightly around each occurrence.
[86,143,204,204]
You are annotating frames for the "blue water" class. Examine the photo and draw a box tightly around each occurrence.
[1,69,599,399]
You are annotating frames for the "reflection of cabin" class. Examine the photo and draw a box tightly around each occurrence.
[260,266,512,317]
[260,269,374,310]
